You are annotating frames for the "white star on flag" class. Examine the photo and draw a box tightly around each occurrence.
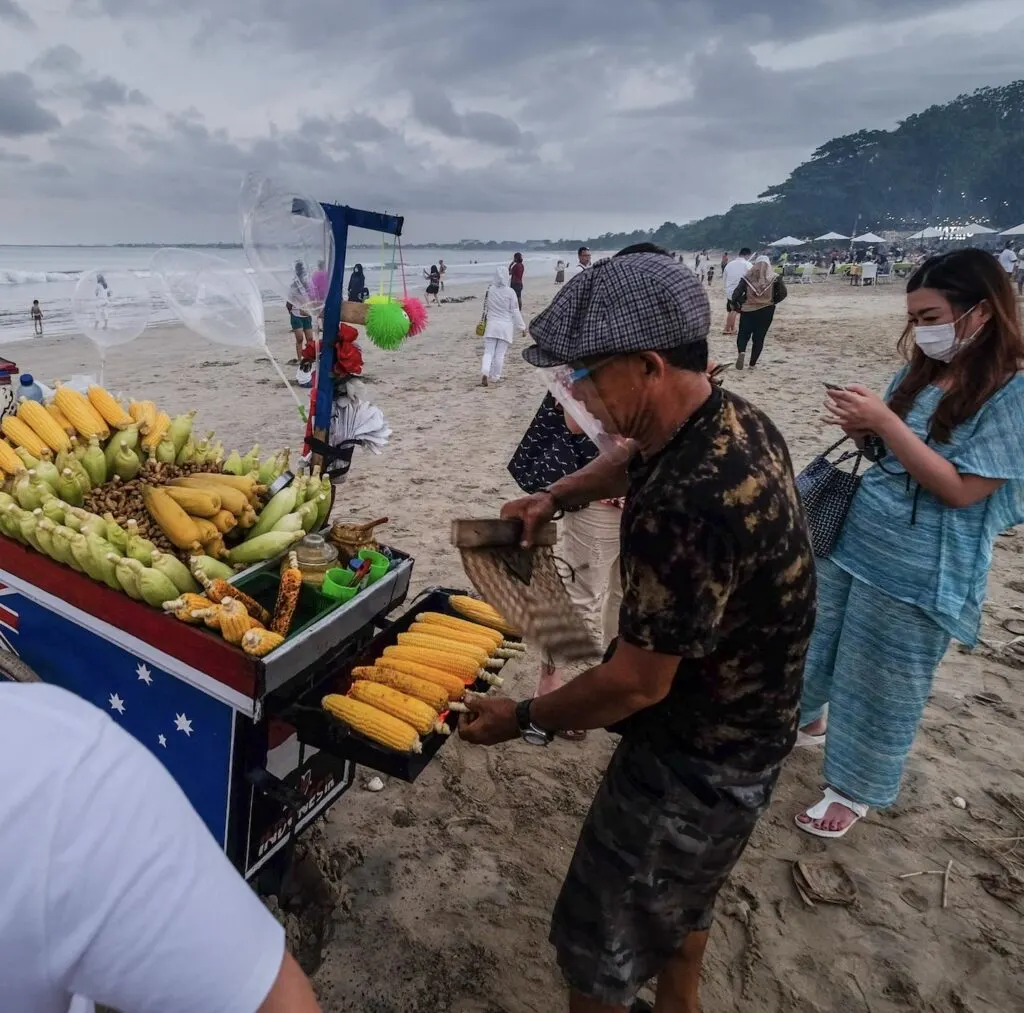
[174,713,193,737]
[136,663,153,685]
[109,693,125,715]
[158,734,167,748]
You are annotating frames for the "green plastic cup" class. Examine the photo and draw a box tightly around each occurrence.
[358,548,390,585]
[321,567,358,603]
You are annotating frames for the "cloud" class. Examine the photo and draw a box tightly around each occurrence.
[0,0,1022,244]
[411,91,530,149]
[30,44,85,75]
[80,75,150,111]
[0,0,33,29]
[0,73,60,138]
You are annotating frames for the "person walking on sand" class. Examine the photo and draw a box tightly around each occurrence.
[732,255,787,370]
[438,258,447,293]
[463,245,815,1013]
[555,258,566,285]
[93,274,110,330]
[0,682,321,1013]
[347,263,369,303]
[795,249,1024,840]
[287,262,314,364]
[722,247,752,336]
[509,252,525,309]
[479,268,525,387]
[424,264,441,305]
[997,240,1018,278]
[31,300,43,336]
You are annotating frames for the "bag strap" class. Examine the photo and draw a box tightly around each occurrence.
[480,286,491,323]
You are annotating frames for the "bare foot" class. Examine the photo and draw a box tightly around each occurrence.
[796,801,859,834]
[800,716,828,736]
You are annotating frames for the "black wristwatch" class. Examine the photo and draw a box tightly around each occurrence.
[515,699,554,746]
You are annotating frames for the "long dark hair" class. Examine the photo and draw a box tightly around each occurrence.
[891,248,1023,442]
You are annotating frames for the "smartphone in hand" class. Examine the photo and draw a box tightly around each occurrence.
[823,382,846,391]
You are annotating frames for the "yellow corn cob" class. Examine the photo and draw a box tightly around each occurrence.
[46,401,76,436]
[53,385,110,440]
[192,570,272,625]
[219,606,264,645]
[0,440,24,476]
[412,622,522,661]
[271,552,302,636]
[210,509,236,534]
[168,476,249,515]
[191,516,220,543]
[87,385,134,428]
[17,399,72,454]
[129,399,158,431]
[381,646,479,687]
[161,485,222,517]
[396,631,490,666]
[347,681,449,736]
[141,411,171,452]
[448,595,520,636]
[241,628,285,657]
[372,656,468,701]
[417,611,504,648]
[1,416,47,458]
[411,620,501,652]
[162,594,214,623]
[142,485,203,552]
[321,694,422,753]
[351,666,451,713]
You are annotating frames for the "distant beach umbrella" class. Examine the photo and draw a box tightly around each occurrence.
[814,232,849,241]
[769,236,806,247]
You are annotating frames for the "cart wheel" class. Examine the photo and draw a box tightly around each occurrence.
[0,650,40,683]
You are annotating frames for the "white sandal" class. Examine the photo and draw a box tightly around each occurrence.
[795,788,869,839]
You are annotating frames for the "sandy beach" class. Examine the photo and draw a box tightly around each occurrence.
[5,275,1022,1012]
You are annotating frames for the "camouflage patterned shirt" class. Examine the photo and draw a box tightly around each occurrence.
[613,385,816,771]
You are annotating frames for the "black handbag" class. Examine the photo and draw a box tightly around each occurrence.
[507,393,598,508]
[794,436,863,558]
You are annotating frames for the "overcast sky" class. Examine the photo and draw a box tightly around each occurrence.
[1,0,1023,245]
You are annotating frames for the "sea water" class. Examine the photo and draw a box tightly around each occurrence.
[0,245,574,345]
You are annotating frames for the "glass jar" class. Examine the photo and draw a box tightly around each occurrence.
[282,533,339,588]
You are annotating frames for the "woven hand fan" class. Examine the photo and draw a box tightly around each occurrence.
[451,519,600,663]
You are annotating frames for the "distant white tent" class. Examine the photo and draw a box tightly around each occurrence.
[853,232,886,243]
[1002,222,1024,236]
[961,223,997,236]
[769,236,806,247]
[907,227,942,240]
[814,231,848,241]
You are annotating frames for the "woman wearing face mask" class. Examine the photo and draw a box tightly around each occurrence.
[796,248,1024,839]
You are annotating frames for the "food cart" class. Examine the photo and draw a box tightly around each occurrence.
[0,202,471,885]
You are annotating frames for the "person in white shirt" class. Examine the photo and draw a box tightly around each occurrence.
[569,246,591,278]
[480,267,526,386]
[997,241,1018,276]
[0,682,321,1013]
[722,247,753,335]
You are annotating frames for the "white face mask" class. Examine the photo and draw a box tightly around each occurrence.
[913,304,980,363]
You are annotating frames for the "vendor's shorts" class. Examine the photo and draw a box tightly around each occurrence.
[290,313,313,330]
[550,739,778,1007]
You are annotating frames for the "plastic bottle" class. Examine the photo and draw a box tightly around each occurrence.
[18,374,44,403]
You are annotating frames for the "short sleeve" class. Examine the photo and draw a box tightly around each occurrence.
[619,510,737,657]
[950,377,1024,482]
[49,719,285,1013]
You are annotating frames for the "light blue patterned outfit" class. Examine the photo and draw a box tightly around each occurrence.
[801,372,1024,807]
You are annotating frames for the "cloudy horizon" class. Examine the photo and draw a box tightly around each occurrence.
[1,0,1023,246]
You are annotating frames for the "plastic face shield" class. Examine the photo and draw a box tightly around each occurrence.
[542,362,633,465]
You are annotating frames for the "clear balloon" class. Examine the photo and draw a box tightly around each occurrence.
[71,269,152,350]
[240,173,334,315]
[150,248,265,348]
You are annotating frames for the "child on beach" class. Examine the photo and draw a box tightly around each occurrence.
[31,301,43,336]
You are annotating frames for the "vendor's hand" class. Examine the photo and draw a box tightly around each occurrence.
[501,492,557,547]
[823,384,895,435]
[458,694,518,746]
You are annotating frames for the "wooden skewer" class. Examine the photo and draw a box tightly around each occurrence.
[898,870,944,879]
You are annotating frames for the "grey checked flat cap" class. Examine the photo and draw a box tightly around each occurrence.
[523,252,711,367]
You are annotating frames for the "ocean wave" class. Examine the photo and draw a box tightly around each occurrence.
[0,270,82,286]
